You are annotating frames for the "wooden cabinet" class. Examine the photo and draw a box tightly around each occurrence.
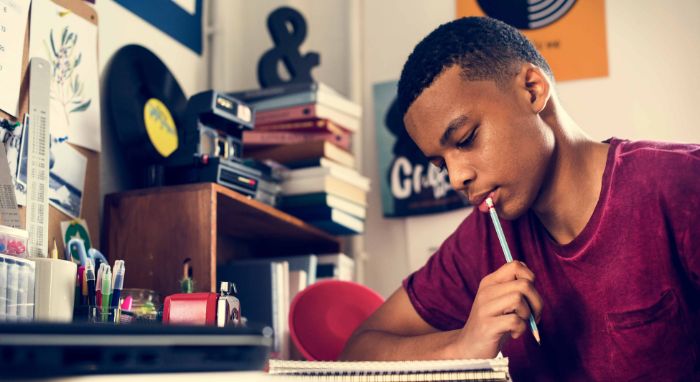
[104,183,341,295]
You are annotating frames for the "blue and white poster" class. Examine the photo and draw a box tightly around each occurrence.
[115,0,203,55]
[373,80,469,218]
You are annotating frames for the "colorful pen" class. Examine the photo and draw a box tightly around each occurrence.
[101,266,112,322]
[81,266,88,305]
[111,260,125,309]
[485,197,541,345]
[86,259,96,307]
[76,265,85,307]
[96,263,105,308]
[67,238,88,265]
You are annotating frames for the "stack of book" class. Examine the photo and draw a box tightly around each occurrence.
[230,83,369,236]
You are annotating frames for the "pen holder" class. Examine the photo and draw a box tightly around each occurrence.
[88,306,120,324]
[32,258,77,322]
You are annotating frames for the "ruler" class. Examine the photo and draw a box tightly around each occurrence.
[26,58,50,258]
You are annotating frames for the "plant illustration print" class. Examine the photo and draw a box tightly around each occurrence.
[45,25,91,130]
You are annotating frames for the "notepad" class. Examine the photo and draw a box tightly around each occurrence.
[268,358,510,381]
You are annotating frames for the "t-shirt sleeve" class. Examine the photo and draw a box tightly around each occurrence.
[402,212,484,331]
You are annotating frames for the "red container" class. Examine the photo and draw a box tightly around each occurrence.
[289,280,384,361]
[163,292,218,325]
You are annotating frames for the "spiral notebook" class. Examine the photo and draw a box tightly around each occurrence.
[268,358,510,381]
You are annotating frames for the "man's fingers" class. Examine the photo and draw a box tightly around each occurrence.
[482,291,533,322]
[478,278,543,322]
[489,313,528,340]
[480,261,535,287]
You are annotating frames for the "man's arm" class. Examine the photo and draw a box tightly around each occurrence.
[340,261,542,361]
[339,286,463,361]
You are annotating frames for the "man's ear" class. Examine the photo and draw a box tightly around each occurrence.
[520,64,551,114]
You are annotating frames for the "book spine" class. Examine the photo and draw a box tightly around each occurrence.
[280,262,290,360]
[243,131,352,150]
[255,104,317,125]
[256,119,348,136]
[283,158,325,169]
[251,90,361,118]
[271,263,281,355]
[255,119,324,131]
[285,168,369,191]
[282,205,334,220]
[252,92,317,111]
[228,82,318,103]
[310,220,362,236]
[282,195,367,219]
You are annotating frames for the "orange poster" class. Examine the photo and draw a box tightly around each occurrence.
[456,0,608,81]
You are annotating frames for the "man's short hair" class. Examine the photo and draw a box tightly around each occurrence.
[397,17,553,118]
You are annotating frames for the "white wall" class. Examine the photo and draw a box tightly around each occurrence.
[98,0,209,199]
[556,0,700,144]
[210,0,354,97]
[360,0,700,297]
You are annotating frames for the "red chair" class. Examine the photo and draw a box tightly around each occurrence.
[289,280,384,361]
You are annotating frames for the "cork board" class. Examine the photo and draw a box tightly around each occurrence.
[0,0,100,253]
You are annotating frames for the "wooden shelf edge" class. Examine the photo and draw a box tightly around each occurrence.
[210,183,341,244]
[104,182,342,246]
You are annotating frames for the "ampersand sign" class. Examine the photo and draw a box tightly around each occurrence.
[257,6,320,88]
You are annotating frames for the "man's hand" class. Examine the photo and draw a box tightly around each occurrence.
[340,261,543,361]
[453,261,543,358]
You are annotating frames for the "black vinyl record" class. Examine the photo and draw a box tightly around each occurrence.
[106,45,187,164]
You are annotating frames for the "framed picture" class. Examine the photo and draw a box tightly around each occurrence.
[115,0,203,54]
[373,80,468,217]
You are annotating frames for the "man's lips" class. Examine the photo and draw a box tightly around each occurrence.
[475,191,496,213]
[477,195,492,213]
[478,191,496,213]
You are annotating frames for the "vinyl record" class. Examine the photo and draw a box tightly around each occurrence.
[106,45,187,164]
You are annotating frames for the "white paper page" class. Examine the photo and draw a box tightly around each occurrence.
[0,0,31,117]
[0,143,20,227]
[29,0,101,152]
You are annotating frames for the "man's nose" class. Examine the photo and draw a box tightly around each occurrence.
[445,155,475,192]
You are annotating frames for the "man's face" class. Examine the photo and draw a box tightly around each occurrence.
[403,65,554,220]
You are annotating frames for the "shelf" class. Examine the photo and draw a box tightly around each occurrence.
[104,183,341,295]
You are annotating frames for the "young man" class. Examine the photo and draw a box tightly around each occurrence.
[341,17,699,381]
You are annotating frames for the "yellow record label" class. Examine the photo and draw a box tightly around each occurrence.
[143,98,178,157]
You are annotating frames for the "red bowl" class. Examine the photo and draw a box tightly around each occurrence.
[289,280,384,361]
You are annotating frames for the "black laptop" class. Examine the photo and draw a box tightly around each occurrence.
[0,322,271,378]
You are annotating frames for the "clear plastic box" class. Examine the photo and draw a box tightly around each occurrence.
[0,225,28,258]
[0,253,35,322]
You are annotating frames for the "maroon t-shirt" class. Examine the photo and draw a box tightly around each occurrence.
[403,138,700,381]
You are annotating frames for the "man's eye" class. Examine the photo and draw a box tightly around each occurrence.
[457,126,478,149]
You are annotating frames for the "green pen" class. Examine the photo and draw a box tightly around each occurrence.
[101,267,112,322]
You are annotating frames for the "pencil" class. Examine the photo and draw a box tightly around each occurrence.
[485,197,541,345]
